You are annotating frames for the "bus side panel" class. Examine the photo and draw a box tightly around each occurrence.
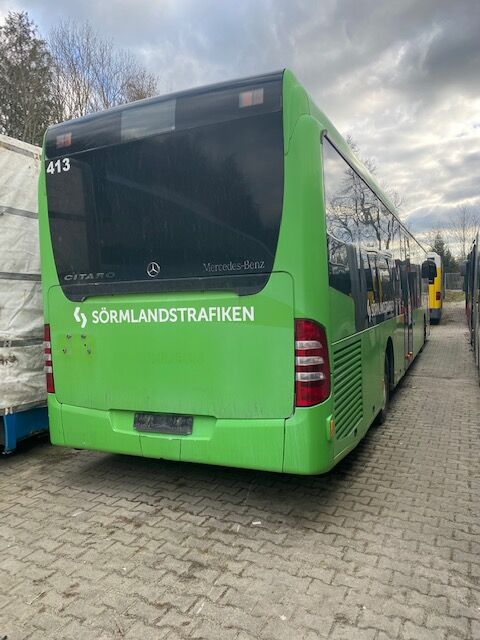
[330,320,378,460]
[331,309,416,461]
[279,112,335,474]
[328,289,356,343]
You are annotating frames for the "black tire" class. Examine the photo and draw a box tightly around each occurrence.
[420,316,427,351]
[374,352,390,426]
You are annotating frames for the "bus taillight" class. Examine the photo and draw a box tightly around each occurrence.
[436,291,441,301]
[295,319,331,407]
[43,324,55,393]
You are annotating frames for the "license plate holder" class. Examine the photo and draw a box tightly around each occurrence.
[133,412,193,435]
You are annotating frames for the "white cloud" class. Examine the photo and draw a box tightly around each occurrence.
[3,0,479,243]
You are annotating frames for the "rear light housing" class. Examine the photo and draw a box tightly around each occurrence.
[43,324,55,393]
[295,319,331,407]
[436,291,441,301]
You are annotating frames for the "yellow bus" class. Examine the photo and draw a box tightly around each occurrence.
[427,252,443,323]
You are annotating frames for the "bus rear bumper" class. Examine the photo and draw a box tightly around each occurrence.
[429,308,442,322]
[47,397,335,474]
[48,397,285,472]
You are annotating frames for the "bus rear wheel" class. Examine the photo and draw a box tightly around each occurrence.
[374,352,391,426]
[420,316,427,351]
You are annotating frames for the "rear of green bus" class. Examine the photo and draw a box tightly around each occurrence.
[39,69,338,474]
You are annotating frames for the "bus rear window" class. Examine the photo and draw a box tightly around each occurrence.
[45,77,284,299]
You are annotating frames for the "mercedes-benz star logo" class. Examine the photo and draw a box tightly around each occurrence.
[146,261,161,278]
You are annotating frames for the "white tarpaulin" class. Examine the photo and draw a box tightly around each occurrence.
[0,134,46,413]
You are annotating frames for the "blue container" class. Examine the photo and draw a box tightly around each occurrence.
[1,407,49,454]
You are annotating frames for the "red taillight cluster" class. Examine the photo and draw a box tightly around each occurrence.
[436,291,441,301]
[43,324,55,393]
[295,319,331,407]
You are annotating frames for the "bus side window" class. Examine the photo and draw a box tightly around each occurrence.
[377,256,394,302]
[328,235,352,296]
[408,265,420,309]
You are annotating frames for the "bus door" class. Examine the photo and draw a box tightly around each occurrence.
[399,260,413,361]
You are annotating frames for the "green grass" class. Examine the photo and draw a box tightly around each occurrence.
[444,290,464,303]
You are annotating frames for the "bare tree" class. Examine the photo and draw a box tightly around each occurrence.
[124,67,157,103]
[49,20,157,122]
[449,205,480,260]
[384,187,405,213]
[328,135,404,251]
[0,11,54,145]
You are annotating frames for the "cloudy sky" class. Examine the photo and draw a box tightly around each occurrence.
[2,0,479,236]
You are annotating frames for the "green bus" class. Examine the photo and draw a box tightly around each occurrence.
[39,69,434,474]
[464,234,480,380]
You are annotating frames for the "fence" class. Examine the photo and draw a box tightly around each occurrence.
[445,272,463,290]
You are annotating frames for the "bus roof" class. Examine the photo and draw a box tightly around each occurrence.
[45,70,285,135]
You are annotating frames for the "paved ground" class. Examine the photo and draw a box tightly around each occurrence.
[1,302,479,640]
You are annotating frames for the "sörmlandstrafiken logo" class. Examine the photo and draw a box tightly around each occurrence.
[73,306,87,328]
[72,305,255,327]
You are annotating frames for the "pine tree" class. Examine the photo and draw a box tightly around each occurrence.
[430,232,458,273]
[0,11,54,145]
